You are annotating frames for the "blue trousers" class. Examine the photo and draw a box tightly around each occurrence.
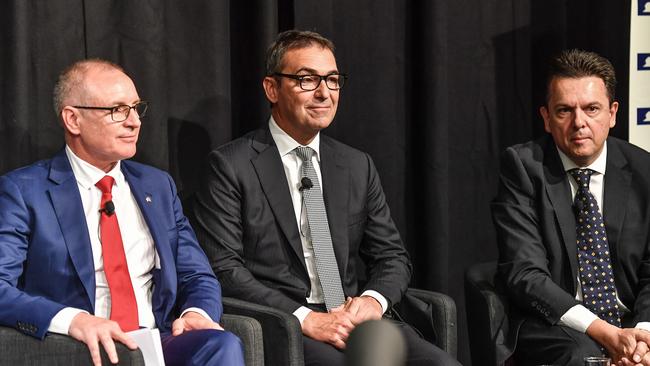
[161,329,244,366]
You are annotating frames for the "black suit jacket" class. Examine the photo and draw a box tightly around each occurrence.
[193,127,412,314]
[492,135,650,361]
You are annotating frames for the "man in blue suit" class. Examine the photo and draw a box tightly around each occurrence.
[0,59,244,366]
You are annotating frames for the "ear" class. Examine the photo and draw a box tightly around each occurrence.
[60,107,82,136]
[540,106,551,133]
[609,101,619,128]
[263,76,279,104]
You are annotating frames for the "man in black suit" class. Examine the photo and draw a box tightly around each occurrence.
[493,49,650,366]
[193,30,460,366]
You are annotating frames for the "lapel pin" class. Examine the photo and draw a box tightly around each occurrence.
[145,196,152,203]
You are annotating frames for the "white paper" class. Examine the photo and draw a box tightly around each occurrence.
[127,328,166,366]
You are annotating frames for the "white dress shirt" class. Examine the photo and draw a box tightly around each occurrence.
[48,146,209,334]
[556,142,650,332]
[268,117,388,324]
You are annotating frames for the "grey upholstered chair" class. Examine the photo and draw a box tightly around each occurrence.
[223,288,458,366]
[464,261,515,366]
[0,313,264,366]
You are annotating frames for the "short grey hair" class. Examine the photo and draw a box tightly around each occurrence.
[265,30,335,76]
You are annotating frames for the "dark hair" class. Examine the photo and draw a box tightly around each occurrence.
[265,30,335,76]
[52,58,124,117]
[545,49,617,105]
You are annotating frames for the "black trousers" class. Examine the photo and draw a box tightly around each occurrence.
[514,318,604,366]
[302,319,461,366]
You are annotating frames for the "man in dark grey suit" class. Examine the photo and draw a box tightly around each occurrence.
[193,30,459,366]
[493,49,650,366]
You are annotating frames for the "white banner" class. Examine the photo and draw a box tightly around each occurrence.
[629,0,650,151]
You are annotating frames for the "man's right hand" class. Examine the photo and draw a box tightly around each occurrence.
[301,306,356,349]
[68,313,138,366]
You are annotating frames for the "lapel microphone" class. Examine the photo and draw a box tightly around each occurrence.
[299,177,313,191]
[99,201,116,216]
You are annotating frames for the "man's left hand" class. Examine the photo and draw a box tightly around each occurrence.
[618,340,650,366]
[343,296,383,324]
[171,311,223,336]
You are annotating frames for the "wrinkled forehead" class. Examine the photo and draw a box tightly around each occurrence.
[279,45,338,72]
[82,67,139,104]
[546,76,610,104]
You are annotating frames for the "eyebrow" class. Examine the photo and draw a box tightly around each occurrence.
[553,101,603,110]
[294,67,339,74]
[108,99,142,106]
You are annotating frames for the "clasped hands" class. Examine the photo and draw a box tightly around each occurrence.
[68,311,222,366]
[587,319,650,366]
[301,295,384,349]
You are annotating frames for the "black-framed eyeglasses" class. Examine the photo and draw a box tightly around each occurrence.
[273,73,347,91]
[72,101,148,122]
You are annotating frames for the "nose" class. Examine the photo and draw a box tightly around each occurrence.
[572,109,587,129]
[123,110,142,129]
[313,78,330,99]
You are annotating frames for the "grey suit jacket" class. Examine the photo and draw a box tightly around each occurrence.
[193,127,412,314]
[492,135,650,362]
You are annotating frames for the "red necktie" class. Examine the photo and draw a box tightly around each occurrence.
[95,176,139,331]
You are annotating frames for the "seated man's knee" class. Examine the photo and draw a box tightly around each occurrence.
[203,330,244,364]
[563,345,603,366]
[208,330,243,352]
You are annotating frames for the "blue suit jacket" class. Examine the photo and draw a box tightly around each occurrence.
[0,150,222,339]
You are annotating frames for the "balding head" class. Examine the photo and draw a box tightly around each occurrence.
[52,59,125,120]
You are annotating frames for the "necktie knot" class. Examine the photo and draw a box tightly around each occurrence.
[570,168,594,189]
[295,146,314,162]
[96,176,115,195]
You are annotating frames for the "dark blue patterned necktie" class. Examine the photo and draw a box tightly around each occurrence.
[571,168,621,327]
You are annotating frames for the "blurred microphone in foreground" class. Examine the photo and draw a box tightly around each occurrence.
[346,320,406,366]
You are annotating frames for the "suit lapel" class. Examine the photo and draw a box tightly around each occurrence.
[48,150,96,310]
[250,129,306,269]
[543,141,578,287]
[602,140,631,265]
[320,137,349,274]
[121,162,173,321]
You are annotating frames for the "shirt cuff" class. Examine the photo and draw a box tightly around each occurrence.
[48,307,88,335]
[181,307,213,323]
[361,290,388,314]
[558,304,599,333]
[293,306,312,326]
[635,322,650,332]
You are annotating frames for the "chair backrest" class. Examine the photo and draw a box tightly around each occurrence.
[464,261,513,366]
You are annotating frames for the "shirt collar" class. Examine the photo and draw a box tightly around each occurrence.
[269,116,321,161]
[556,140,607,175]
[65,145,124,190]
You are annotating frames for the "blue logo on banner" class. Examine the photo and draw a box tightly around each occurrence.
[638,108,650,125]
[639,54,650,70]
[640,0,650,15]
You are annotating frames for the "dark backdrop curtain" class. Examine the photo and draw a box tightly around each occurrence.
[0,1,631,364]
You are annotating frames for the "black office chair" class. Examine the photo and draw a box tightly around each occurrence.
[0,313,264,366]
[464,261,516,366]
[223,288,458,366]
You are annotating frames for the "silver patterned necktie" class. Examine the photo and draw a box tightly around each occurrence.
[295,146,346,310]
[571,168,621,327]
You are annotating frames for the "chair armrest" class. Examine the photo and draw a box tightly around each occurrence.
[0,325,144,365]
[222,313,264,366]
[223,297,304,366]
[465,261,514,366]
[397,288,457,358]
